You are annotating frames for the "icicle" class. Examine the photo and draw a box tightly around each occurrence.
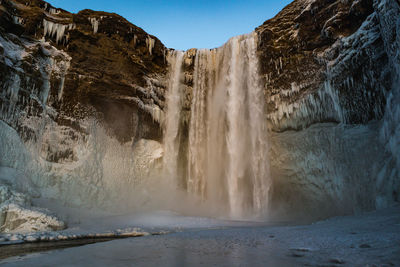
[150,105,164,124]
[146,36,155,55]
[89,18,99,34]
[133,35,137,47]
[43,19,75,44]
[49,8,60,15]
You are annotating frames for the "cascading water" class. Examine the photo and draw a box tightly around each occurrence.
[163,51,184,181]
[164,33,271,219]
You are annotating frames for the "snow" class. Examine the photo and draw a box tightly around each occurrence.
[0,167,65,234]
[0,226,147,245]
[0,203,65,233]
[0,197,256,246]
[1,205,398,266]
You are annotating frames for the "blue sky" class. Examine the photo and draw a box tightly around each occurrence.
[46,0,292,50]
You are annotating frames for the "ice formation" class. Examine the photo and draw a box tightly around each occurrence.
[376,0,400,208]
[0,34,162,210]
[0,167,65,233]
[0,227,148,245]
[89,17,99,34]
[0,35,71,125]
[43,19,75,44]
[146,36,155,55]
[48,8,60,15]
[267,80,344,130]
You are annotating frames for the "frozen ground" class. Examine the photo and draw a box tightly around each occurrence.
[0,201,259,245]
[0,204,399,266]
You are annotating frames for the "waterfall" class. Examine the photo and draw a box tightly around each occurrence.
[164,33,271,219]
[163,51,184,181]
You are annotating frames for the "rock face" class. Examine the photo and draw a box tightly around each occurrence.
[255,0,400,219]
[0,0,399,222]
[1,0,167,145]
[0,0,167,214]
[256,0,390,131]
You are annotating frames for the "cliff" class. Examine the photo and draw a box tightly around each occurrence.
[0,0,399,227]
[0,0,167,146]
[256,0,400,218]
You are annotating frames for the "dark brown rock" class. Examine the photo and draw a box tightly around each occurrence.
[256,0,389,131]
[0,0,168,143]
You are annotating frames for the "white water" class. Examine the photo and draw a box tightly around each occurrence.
[163,51,184,182]
[164,33,271,219]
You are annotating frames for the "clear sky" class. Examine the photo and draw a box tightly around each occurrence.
[46,0,292,50]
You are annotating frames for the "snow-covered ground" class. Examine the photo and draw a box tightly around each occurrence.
[0,197,260,245]
[1,204,399,266]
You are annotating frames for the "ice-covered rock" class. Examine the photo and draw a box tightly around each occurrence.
[0,182,65,233]
[0,202,65,233]
[43,19,75,44]
[375,0,400,207]
[0,0,399,223]
[146,36,155,55]
[89,17,99,34]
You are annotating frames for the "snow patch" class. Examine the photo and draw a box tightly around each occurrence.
[0,227,148,244]
[0,203,65,233]
[0,168,64,234]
